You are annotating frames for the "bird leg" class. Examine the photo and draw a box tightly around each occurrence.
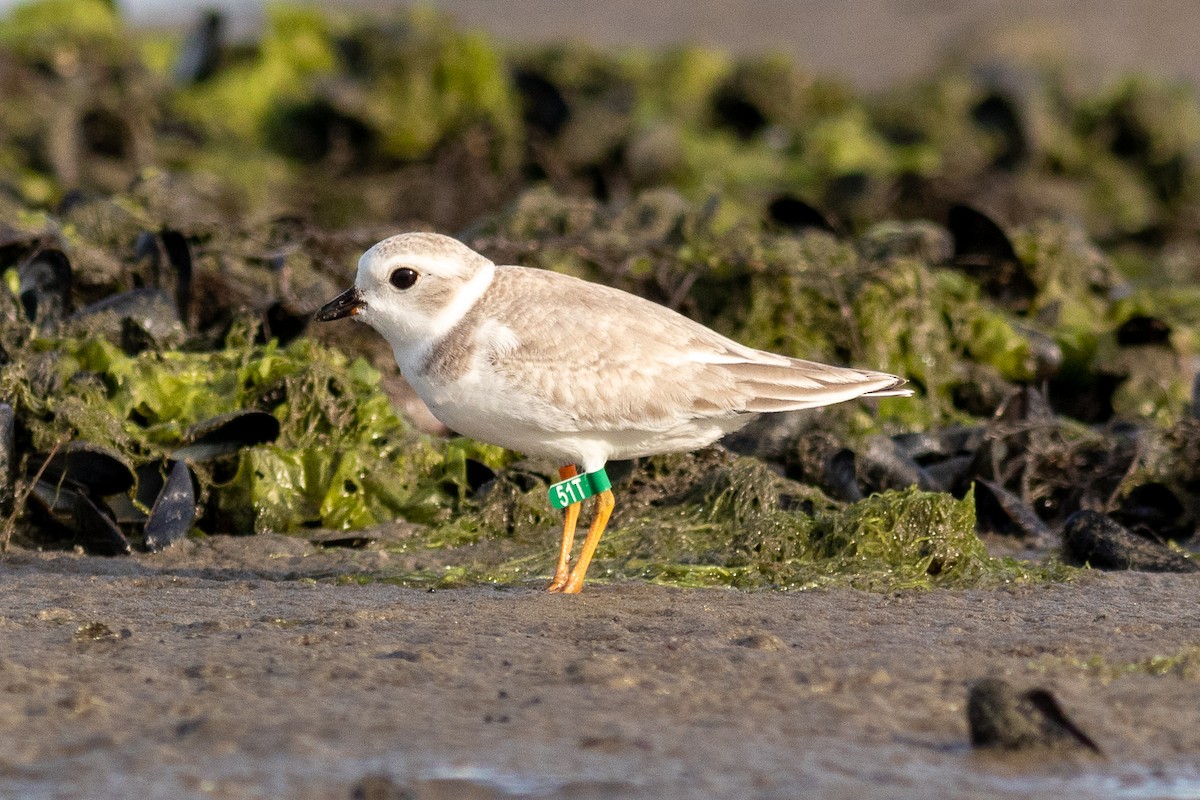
[547,465,581,591]
[559,489,615,594]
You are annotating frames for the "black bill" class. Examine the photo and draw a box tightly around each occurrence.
[315,287,366,321]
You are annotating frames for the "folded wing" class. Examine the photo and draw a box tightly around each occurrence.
[486,266,911,431]
[721,357,911,413]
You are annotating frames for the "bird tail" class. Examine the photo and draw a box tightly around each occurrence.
[727,358,913,413]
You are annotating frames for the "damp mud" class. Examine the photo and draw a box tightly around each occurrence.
[2,541,1199,800]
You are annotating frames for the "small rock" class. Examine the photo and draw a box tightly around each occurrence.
[731,631,787,651]
[351,774,412,800]
[73,622,124,642]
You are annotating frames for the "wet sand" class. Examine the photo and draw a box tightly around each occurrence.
[2,536,1198,799]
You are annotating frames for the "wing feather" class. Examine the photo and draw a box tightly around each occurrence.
[477,266,909,431]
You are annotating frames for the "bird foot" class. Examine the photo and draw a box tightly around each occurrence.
[546,572,584,593]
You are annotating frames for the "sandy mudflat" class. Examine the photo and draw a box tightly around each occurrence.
[1,535,1198,799]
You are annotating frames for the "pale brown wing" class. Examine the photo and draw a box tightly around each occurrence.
[719,358,911,413]
[481,266,908,432]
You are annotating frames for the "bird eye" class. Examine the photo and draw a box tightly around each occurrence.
[389,267,419,290]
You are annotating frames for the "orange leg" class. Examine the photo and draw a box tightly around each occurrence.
[559,489,615,594]
[547,465,581,591]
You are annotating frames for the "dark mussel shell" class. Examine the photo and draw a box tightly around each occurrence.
[1111,482,1191,543]
[947,204,1037,313]
[974,479,1052,545]
[766,194,838,235]
[145,460,196,552]
[40,441,136,497]
[893,426,984,495]
[266,98,378,166]
[968,678,1101,753]
[72,492,132,556]
[29,480,131,556]
[1115,314,1171,346]
[785,432,861,503]
[263,300,309,346]
[819,446,861,503]
[949,203,1019,263]
[173,9,225,85]
[464,458,497,497]
[103,460,174,527]
[134,460,168,510]
[29,478,77,517]
[970,91,1028,171]
[159,228,194,321]
[893,426,985,461]
[1048,371,1125,425]
[1062,510,1198,573]
[923,455,977,497]
[70,288,183,345]
[18,248,72,326]
[711,82,768,141]
[512,67,570,139]
[133,228,194,325]
[172,410,281,462]
[857,435,938,494]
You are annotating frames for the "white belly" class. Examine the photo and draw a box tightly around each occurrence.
[408,368,751,472]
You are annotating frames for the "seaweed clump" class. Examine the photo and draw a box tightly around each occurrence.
[2,298,511,549]
[398,450,1060,590]
[0,2,1196,584]
[610,456,1056,590]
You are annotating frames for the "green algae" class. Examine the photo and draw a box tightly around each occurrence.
[606,472,1064,590]
[174,5,520,163]
[3,314,513,538]
[352,452,1067,591]
[1047,645,1200,681]
[0,0,120,59]
[361,12,519,162]
[174,5,339,144]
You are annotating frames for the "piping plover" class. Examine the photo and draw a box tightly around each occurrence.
[317,232,911,593]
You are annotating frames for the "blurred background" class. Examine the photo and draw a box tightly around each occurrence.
[31,0,1200,90]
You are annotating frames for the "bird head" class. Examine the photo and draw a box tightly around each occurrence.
[315,232,495,351]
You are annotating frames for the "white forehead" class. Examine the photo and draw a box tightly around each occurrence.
[357,232,493,282]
